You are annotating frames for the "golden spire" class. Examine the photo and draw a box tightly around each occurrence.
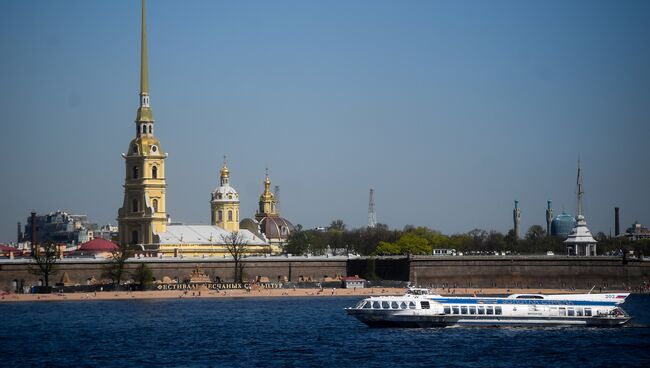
[220,155,230,177]
[140,0,148,95]
[136,0,153,122]
[264,167,271,191]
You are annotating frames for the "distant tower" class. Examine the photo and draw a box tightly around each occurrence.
[615,207,620,236]
[368,189,377,228]
[564,159,597,256]
[274,185,280,213]
[513,200,521,239]
[546,200,553,236]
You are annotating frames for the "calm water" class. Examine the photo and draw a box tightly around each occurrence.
[2,294,650,367]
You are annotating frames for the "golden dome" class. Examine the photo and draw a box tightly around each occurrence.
[220,164,229,178]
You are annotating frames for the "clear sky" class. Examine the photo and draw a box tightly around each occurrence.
[0,0,648,243]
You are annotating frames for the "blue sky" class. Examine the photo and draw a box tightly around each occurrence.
[0,0,648,243]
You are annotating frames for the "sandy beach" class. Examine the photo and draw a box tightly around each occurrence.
[0,287,626,303]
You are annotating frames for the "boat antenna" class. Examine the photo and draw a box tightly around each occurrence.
[588,285,596,294]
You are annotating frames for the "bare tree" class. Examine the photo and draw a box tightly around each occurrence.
[29,241,59,287]
[221,231,248,283]
[102,243,131,288]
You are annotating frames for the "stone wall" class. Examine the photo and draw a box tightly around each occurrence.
[0,258,348,291]
[1,256,648,292]
[409,256,650,289]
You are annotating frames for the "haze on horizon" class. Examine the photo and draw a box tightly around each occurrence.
[0,0,648,244]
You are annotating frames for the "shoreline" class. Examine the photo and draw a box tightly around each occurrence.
[0,287,630,303]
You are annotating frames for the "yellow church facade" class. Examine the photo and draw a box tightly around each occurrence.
[117,0,274,258]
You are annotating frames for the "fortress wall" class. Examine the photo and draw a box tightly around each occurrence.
[0,258,348,291]
[1,256,648,292]
[409,256,650,289]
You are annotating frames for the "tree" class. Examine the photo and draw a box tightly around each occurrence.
[525,225,546,241]
[29,241,59,287]
[328,219,347,232]
[221,231,248,283]
[285,225,309,255]
[132,263,153,291]
[374,241,401,255]
[102,243,131,288]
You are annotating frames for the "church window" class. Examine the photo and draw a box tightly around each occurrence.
[132,199,139,213]
[132,166,139,179]
[141,125,147,134]
[132,145,139,154]
[228,210,233,221]
[218,210,223,222]
[148,125,152,134]
[152,166,158,179]
[152,199,158,213]
[217,194,222,199]
[131,230,139,245]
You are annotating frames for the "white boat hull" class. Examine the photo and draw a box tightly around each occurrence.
[346,309,630,327]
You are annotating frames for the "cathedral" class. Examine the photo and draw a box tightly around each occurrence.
[117,1,293,257]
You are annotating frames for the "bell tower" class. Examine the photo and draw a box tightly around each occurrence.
[117,0,167,246]
[256,169,277,221]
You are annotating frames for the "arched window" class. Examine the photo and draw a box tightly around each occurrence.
[132,166,139,179]
[141,125,147,134]
[228,210,233,221]
[152,166,158,179]
[152,199,158,213]
[218,210,223,221]
[149,125,152,134]
[131,230,139,244]
[132,199,139,213]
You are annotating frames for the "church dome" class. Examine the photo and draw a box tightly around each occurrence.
[211,184,239,202]
[211,161,239,203]
[259,216,295,240]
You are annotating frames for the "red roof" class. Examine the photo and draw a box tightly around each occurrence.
[342,276,365,281]
[0,244,18,252]
[78,238,119,252]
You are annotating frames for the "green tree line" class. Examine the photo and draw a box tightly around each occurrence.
[283,220,650,257]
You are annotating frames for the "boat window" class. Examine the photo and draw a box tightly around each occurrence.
[391,301,399,309]
[576,308,583,316]
[478,306,485,315]
[516,295,543,299]
[584,308,592,316]
[495,306,502,315]
[409,301,416,309]
[373,301,381,309]
[362,302,371,309]
[444,306,451,314]
[382,301,390,309]
[559,307,566,316]
[486,306,494,315]
[400,302,407,309]
[421,301,430,309]
[452,306,459,315]
[461,306,468,314]
[469,306,476,315]
[568,308,575,316]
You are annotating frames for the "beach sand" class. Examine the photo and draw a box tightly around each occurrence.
[0,287,625,303]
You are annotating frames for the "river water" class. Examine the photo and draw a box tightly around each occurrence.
[2,294,649,367]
